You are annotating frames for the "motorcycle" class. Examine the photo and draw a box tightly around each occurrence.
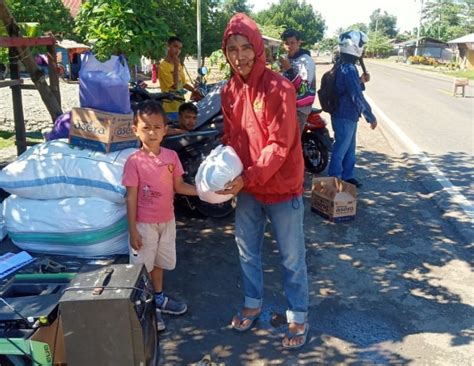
[129,81,185,113]
[129,79,234,218]
[301,108,332,174]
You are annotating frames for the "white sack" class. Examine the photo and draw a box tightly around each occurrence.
[196,145,243,204]
[0,139,136,202]
[3,195,128,257]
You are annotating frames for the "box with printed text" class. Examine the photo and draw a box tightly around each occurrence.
[69,107,139,153]
[311,177,357,222]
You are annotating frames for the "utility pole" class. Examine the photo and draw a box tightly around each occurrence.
[197,0,201,69]
[414,0,424,56]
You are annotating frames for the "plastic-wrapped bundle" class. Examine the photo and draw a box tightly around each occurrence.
[3,195,129,257]
[195,145,243,204]
[79,53,131,114]
[0,139,137,203]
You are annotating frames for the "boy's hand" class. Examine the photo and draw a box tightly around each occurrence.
[370,120,377,130]
[129,229,143,251]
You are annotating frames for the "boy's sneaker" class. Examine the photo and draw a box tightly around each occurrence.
[155,309,166,331]
[157,295,187,315]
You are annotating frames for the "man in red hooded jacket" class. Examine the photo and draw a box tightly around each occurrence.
[217,13,309,349]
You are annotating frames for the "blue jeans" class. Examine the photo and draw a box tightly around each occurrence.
[328,117,358,180]
[235,192,308,324]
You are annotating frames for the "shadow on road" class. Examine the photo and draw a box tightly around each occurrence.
[160,147,473,365]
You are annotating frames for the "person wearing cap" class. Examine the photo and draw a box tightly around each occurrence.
[327,30,377,188]
[217,13,309,350]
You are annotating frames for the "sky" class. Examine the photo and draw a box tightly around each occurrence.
[248,0,422,37]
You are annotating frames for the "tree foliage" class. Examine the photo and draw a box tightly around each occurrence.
[368,8,398,38]
[74,0,169,65]
[421,0,472,41]
[365,31,393,57]
[318,36,338,53]
[254,0,325,45]
[346,22,369,34]
[5,0,75,38]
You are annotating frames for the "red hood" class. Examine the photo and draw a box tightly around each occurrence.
[222,13,266,84]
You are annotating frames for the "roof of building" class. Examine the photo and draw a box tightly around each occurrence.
[57,39,89,50]
[448,33,474,44]
[395,37,448,47]
[62,0,82,17]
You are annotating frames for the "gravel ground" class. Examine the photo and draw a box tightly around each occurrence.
[0,78,80,133]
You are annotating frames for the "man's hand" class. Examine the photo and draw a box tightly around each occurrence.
[279,56,291,72]
[216,176,244,196]
[370,120,377,130]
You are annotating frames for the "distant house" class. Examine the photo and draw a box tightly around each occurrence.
[61,0,86,17]
[395,37,452,62]
[448,33,474,70]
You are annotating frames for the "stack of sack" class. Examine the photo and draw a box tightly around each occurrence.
[0,139,136,257]
[196,145,243,204]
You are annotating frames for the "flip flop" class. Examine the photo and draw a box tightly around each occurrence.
[231,311,260,332]
[282,323,309,350]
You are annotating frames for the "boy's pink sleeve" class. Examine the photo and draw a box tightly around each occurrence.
[173,152,184,177]
[122,158,139,187]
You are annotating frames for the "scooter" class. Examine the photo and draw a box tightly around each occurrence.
[301,108,332,174]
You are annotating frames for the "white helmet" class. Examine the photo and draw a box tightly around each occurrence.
[338,30,369,58]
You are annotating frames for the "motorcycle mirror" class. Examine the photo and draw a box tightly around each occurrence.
[198,66,208,76]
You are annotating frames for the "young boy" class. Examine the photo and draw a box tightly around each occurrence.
[158,36,196,120]
[166,102,198,136]
[122,100,198,331]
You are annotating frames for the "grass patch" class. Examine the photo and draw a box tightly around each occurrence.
[0,131,44,149]
[442,70,474,80]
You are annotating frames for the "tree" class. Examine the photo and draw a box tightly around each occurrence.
[254,0,325,45]
[346,22,369,34]
[222,0,252,16]
[365,31,393,57]
[0,0,62,121]
[74,0,169,66]
[5,0,75,38]
[318,36,338,53]
[369,8,398,38]
[421,0,471,41]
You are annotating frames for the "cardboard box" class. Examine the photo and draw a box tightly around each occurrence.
[69,107,139,153]
[311,177,357,222]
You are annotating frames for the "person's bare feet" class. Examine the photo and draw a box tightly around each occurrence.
[231,307,261,331]
[282,322,308,349]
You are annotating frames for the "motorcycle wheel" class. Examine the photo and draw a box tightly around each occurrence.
[195,197,236,219]
[302,133,329,174]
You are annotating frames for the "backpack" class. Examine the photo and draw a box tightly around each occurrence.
[317,63,339,114]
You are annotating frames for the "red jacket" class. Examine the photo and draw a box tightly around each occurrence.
[221,13,304,204]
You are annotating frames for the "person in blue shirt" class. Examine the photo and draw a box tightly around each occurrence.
[328,31,377,188]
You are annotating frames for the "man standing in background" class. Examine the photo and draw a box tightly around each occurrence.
[280,28,316,132]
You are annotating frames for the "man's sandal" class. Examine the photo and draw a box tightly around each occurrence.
[282,323,309,350]
[231,311,261,332]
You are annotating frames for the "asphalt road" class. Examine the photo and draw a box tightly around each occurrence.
[362,60,474,205]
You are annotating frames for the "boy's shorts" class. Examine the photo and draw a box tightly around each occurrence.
[130,220,176,272]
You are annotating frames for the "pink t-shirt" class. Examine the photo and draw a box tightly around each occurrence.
[122,148,184,223]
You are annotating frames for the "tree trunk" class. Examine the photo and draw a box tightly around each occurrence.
[0,0,63,121]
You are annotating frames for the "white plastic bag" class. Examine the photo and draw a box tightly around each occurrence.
[0,139,137,202]
[195,145,243,204]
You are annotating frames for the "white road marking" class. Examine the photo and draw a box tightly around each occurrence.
[365,94,474,221]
